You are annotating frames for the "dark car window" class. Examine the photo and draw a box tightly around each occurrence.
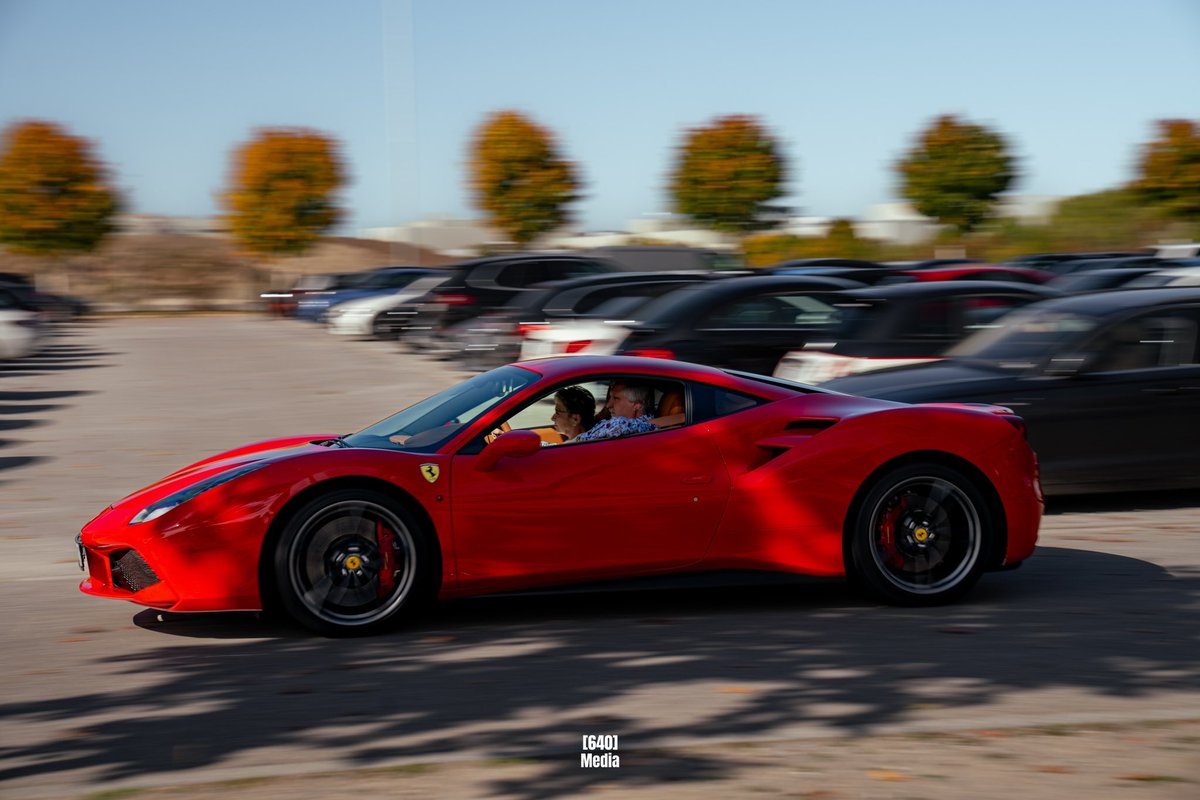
[961,296,1029,331]
[1086,311,1199,372]
[948,309,1101,364]
[362,271,427,290]
[548,259,609,279]
[492,262,541,288]
[909,299,955,337]
[706,293,839,328]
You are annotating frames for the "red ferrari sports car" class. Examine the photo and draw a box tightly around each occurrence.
[77,356,1042,635]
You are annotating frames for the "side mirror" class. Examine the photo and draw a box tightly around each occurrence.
[475,429,542,472]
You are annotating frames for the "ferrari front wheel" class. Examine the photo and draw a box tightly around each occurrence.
[273,488,437,636]
[849,464,990,605]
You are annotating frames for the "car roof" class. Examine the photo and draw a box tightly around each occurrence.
[1017,286,1200,315]
[512,354,802,395]
[838,280,1059,301]
[448,252,621,269]
[633,274,865,323]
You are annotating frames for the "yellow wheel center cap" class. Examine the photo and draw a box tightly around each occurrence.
[344,555,363,570]
[913,527,930,543]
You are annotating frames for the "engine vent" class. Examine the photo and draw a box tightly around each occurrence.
[110,549,161,593]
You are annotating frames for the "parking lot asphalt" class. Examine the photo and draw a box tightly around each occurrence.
[0,317,1197,800]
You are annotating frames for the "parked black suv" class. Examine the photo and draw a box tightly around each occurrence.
[381,253,624,350]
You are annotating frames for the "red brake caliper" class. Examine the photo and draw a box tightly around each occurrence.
[879,497,907,569]
[376,520,397,599]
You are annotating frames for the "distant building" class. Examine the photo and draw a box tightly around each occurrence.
[994,195,1060,224]
[359,217,504,255]
[854,202,942,245]
[775,216,834,238]
[548,214,736,250]
[356,196,1064,255]
[854,195,1063,244]
[113,214,227,236]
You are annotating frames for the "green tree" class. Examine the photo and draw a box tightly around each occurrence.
[0,120,120,255]
[467,111,581,246]
[222,128,345,257]
[669,115,787,235]
[897,114,1016,233]
[1132,119,1200,218]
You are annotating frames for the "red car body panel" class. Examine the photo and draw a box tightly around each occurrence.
[78,356,1042,614]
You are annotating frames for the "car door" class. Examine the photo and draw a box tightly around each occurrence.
[991,307,1200,490]
[448,380,731,592]
[696,291,841,374]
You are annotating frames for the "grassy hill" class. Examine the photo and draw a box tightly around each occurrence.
[0,235,459,311]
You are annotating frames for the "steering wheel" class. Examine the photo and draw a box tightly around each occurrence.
[484,421,512,445]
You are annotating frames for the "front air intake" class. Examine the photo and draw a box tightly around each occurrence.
[110,549,161,593]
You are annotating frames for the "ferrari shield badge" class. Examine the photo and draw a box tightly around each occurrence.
[420,463,440,484]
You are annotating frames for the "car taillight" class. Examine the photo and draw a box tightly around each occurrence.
[516,322,550,336]
[624,348,675,360]
[436,294,474,305]
[564,340,593,354]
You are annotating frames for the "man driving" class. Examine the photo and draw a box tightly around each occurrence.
[571,380,656,443]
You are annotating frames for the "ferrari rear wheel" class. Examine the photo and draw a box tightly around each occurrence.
[849,464,990,605]
[273,488,437,636]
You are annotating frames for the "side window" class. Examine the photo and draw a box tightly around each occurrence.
[961,295,1029,333]
[691,384,765,423]
[544,259,606,281]
[1089,311,1199,372]
[480,376,694,451]
[909,299,956,338]
[493,263,538,288]
[706,293,837,328]
[705,296,790,327]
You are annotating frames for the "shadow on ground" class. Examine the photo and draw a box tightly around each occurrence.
[0,326,104,473]
[1,546,1197,798]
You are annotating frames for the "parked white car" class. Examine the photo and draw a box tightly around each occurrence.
[517,295,652,360]
[773,348,938,385]
[325,275,449,338]
[0,289,46,360]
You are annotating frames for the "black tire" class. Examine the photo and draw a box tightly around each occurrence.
[848,463,991,605]
[272,488,438,636]
[371,313,394,340]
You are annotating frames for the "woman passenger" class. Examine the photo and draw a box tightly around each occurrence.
[550,385,596,442]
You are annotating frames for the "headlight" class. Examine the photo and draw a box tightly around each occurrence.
[129,462,269,525]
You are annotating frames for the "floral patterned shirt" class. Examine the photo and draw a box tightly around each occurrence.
[573,415,657,443]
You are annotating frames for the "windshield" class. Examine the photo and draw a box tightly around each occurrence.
[344,365,538,452]
[947,309,1100,365]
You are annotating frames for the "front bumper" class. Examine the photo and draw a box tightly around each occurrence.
[77,501,267,612]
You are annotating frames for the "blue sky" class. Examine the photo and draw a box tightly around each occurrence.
[1,0,1197,233]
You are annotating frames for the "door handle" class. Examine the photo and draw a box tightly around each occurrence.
[1143,387,1182,396]
[683,474,712,485]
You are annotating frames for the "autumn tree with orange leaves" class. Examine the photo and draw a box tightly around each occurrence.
[897,114,1016,233]
[1132,119,1200,218]
[467,111,581,246]
[0,120,120,256]
[669,115,787,235]
[222,128,345,257]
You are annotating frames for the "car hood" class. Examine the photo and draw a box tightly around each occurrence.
[824,359,1016,401]
[110,434,336,512]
